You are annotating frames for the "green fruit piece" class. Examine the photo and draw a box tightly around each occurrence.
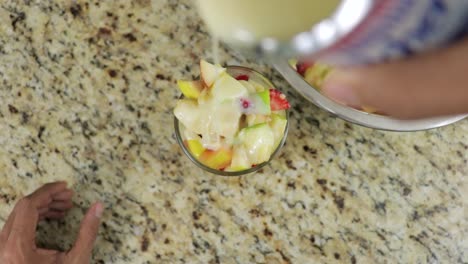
[272,110,287,118]
[237,123,275,165]
[252,90,271,115]
[228,146,251,171]
[269,114,287,148]
[241,90,271,115]
[177,80,203,99]
[288,59,298,70]
[246,114,269,126]
[250,80,267,92]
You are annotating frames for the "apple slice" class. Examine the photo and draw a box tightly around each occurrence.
[211,99,242,139]
[228,145,250,171]
[184,139,205,158]
[269,114,287,148]
[246,114,269,127]
[174,99,202,134]
[237,123,275,165]
[239,80,256,93]
[199,148,233,170]
[211,74,248,101]
[250,80,267,92]
[200,60,226,88]
[177,80,203,99]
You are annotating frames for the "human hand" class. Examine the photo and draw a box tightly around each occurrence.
[0,182,103,264]
[322,37,468,119]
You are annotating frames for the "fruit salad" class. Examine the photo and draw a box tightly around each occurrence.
[290,59,378,113]
[174,60,290,172]
[289,59,333,89]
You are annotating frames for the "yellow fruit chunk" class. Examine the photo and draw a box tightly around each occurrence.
[304,63,332,88]
[362,106,378,113]
[177,80,203,99]
[184,139,205,158]
[199,148,233,169]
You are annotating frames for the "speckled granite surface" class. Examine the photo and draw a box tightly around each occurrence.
[0,1,467,263]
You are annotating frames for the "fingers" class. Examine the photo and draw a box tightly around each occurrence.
[48,200,74,211]
[1,182,69,241]
[8,198,39,241]
[35,249,62,263]
[52,189,74,201]
[36,184,74,221]
[0,203,18,242]
[68,202,104,261]
[27,181,68,208]
[38,200,73,221]
[322,37,468,119]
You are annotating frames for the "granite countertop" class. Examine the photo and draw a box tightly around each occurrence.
[0,1,467,263]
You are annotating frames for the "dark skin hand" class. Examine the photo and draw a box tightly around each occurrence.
[322,37,468,119]
[0,182,103,264]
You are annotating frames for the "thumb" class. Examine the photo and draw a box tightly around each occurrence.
[322,38,468,119]
[68,202,104,262]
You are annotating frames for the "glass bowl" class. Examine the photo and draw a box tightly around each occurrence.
[174,66,289,176]
[273,60,467,131]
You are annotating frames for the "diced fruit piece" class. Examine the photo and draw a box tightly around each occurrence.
[240,90,271,115]
[304,63,332,88]
[199,148,233,169]
[296,61,314,76]
[200,60,226,87]
[272,110,287,118]
[182,127,201,141]
[174,99,202,134]
[250,80,267,92]
[228,146,250,171]
[269,89,290,111]
[246,114,269,126]
[239,80,256,93]
[269,114,287,148]
[235,75,249,81]
[177,80,203,99]
[211,74,248,101]
[184,139,205,158]
[237,123,275,165]
[211,100,242,139]
[288,59,298,69]
[362,105,378,113]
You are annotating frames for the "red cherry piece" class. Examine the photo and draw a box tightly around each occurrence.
[236,75,250,81]
[240,98,250,109]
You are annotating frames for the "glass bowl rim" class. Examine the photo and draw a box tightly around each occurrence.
[174,65,290,176]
